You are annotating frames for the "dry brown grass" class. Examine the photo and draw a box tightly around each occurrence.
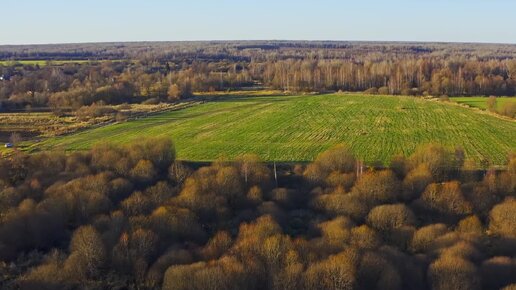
[0,101,198,155]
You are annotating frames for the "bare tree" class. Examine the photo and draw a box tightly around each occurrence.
[9,132,22,146]
[487,96,497,112]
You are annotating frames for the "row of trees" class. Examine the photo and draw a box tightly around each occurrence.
[255,58,516,96]
[0,138,515,289]
[0,62,197,111]
[2,42,516,113]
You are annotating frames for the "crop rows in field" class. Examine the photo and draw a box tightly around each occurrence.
[36,94,516,165]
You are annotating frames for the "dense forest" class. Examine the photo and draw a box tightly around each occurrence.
[1,41,515,115]
[0,138,515,289]
[0,42,515,289]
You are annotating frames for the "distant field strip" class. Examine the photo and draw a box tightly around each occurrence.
[36,94,516,164]
[451,97,515,110]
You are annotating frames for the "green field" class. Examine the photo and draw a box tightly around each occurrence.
[34,94,516,165]
[451,96,515,110]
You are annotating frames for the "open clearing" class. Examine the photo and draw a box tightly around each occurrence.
[34,94,516,165]
[451,96,515,110]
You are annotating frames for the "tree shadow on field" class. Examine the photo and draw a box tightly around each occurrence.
[179,102,276,120]
[205,94,294,103]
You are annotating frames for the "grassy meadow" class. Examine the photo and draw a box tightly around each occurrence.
[33,94,515,165]
[451,96,515,110]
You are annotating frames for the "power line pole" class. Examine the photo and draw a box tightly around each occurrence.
[274,161,278,188]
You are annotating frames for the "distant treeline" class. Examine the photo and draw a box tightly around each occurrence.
[1,42,516,112]
[0,138,515,289]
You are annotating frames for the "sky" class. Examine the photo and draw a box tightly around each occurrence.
[1,0,516,45]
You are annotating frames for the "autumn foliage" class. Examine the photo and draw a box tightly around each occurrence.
[0,140,515,289]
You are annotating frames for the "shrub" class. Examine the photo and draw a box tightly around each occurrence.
[318,216,354,248]
[363,87,378,95]
[351,170,401,207]
[130,159,157,184]
[440,241,481,261]
[142,97,160,105]
[325,172,356,191]
[499,101,515,118]
[417,181,472,218]
[411,224,449,253]
[439,95,450,102]
[350,225,382,250]
[457,215,483,235]
[367,204,416,232]
[496,156,516,195]
[121,191,153,216]
[236,154,272,187]
[44,174,112,224]
[168,161,192,185]
[146,248,193,288]
[201,231,233,260]
[463,183,498,217]
[246,186,263,206]
[67,225,106,279]
[304,248,359,290]
[163,257,249,290]
[176,163,244,222]
[128,137,175,170]
[408,144,460,181]
[304,144,356,185]
[428,254,481,290]
[402,164,433,201]
[487,95,497,112]
[311,191,368,222]
[150,206,206,243]
[489,198,516,238]
[357,251,402,290]
[378,86,390,95]
[17,252,68,290]
[91,137,175,175]
[75,103,117,120]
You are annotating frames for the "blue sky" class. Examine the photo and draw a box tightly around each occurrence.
[1,0,516,44]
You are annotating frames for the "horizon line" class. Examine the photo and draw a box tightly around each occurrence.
[2,39,516,47]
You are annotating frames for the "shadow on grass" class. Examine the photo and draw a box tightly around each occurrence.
[203,94,297,103]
